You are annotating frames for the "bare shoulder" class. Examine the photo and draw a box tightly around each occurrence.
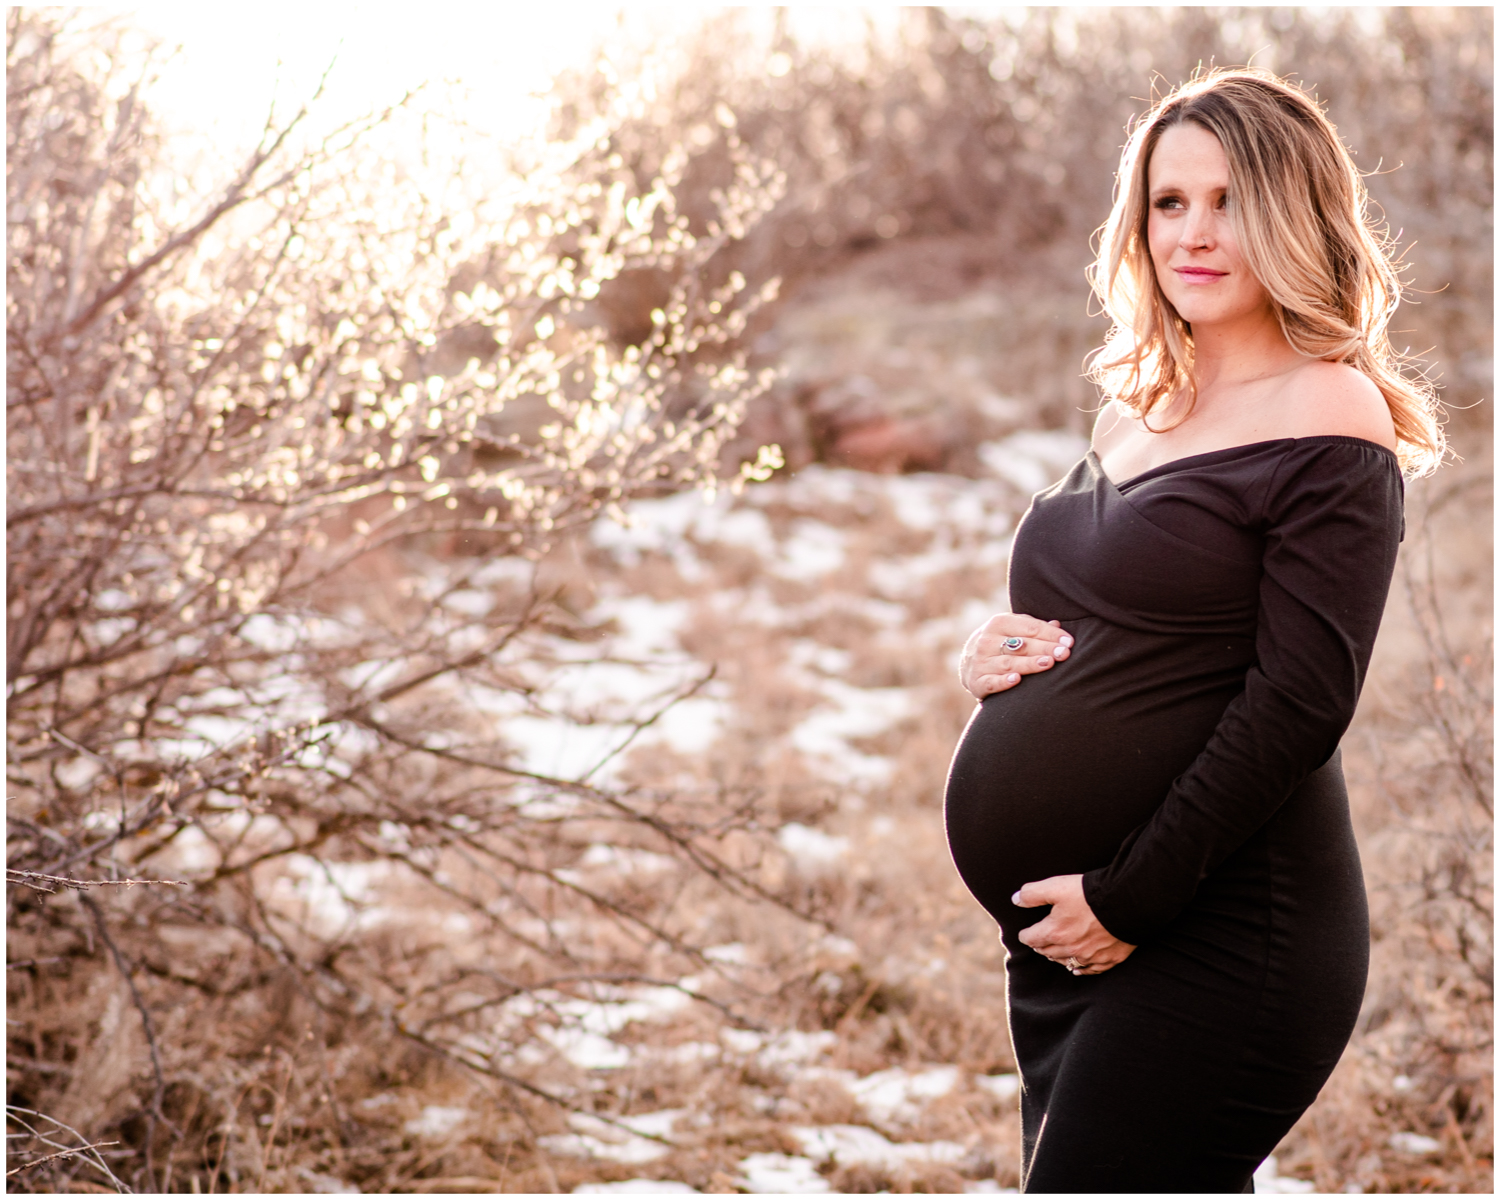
[1282,361,1397,450]
[1089,400,1132,454]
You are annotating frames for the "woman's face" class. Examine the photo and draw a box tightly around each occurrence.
[1145,122,1273,331]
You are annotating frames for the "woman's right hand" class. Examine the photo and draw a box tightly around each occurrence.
[959,614,1073,700]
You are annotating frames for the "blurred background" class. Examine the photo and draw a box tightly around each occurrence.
[7,6,1491,1193]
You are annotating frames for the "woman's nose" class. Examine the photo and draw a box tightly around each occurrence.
[1180,207,1214,250]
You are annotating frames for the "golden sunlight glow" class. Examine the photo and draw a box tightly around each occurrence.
[126,5,903,161]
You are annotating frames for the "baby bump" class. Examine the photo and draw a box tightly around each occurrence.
[943,618,1254,928]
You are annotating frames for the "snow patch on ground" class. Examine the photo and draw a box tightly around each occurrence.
[239,612,302,653]
[440,588,494,617]
[502,714,624,780]
[538,660,682,712]
[470,556,536,588]
[846,1065,960,1124]
[486,591,728,779]
[541,1109,684,1163]
[747,463,861,510]
[648,1041,720,1065]
[598,595,691,659]
[974,1073,1020,1103]
[404,1105,468,1139]
[791,1123,967,1168]
[157,825,219,873]
[635,695,728,756]
[591,489,733,575]
[1387,1132,1442,1155]
[777,823,850,869]
[1254,1154,1317,1192]
[771,519,847,580]
[736,1152,830,1193]
[576,843,676,875]
[788,678,912,784]
[495,985,698,1072]
[297,1168,362,1193]
[55,756,103,791]
[542,1027,633,1071]
[270,857,390,936]
[720,1028,839,1073]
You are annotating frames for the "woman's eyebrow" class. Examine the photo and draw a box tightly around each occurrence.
[1148,181,1226,197]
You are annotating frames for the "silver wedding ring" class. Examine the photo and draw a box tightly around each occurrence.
[1003,636,1025,651]
[1065,956,1081,971]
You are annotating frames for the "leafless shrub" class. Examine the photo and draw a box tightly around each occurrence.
[7,8,797,1191]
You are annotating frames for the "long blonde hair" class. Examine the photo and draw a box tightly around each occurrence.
[1086,67,1445,476]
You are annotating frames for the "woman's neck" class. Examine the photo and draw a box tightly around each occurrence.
[1188,305,1304,396]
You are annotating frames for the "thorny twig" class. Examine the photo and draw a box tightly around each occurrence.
[6,870,186,894]
[7,1139,122,1177]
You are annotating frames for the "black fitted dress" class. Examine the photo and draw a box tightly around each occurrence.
[944,437,1404,1193]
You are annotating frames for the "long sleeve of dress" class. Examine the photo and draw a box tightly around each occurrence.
[1081,444,1405,946]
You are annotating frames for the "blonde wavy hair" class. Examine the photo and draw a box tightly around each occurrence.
[1086,67,1445,476]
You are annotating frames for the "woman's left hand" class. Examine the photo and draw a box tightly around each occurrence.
[1013,874,1137,975]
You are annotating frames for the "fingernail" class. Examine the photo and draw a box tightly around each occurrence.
[1058,634,1073,647]
[1037,656,1052,667]
[1010,891,1022,905]
[1006,673,1019,683]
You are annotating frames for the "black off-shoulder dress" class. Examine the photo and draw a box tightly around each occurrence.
[944,437,1404,1193]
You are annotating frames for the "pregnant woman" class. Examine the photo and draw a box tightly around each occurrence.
[944,69,1443,1192]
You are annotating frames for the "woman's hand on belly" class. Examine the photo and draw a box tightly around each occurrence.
[959,614,1073,699]
[1013,874,1136,975]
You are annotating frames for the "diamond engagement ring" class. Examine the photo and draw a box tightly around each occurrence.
[1065,956,1081,971]
[1003,636,1025,651]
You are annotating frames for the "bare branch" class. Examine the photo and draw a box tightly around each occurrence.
[7,1138,123,1178]
[6,870,187,894]
[5,1107,131,1193]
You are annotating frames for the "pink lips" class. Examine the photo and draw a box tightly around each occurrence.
[1174,267,1228,283]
